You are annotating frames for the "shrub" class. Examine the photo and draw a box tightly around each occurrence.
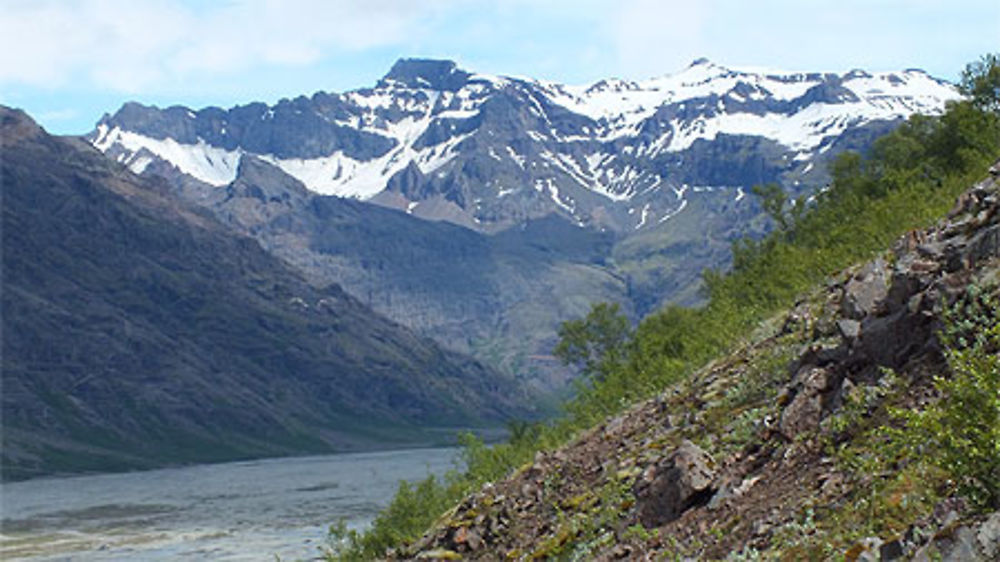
[891,286,1000,509]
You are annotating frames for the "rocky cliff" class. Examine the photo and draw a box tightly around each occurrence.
[89,58,957,234]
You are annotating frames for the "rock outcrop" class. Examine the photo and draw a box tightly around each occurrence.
[634,440,717,527]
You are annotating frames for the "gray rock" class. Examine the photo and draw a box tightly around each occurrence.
[842,258,890,319]
[977,511,1000,559]
[879,538,905,560]
[964,223,1000,269]
[940,526,981,561]
[633,440,716,527]
[780,368,831,439]
[837,318,861,340]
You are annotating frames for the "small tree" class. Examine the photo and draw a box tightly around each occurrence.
[752,182,790,231]
[960,53,1000,113]
[554,302,631,380]
[752,182,806,235]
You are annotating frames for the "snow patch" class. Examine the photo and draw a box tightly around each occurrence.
[506,146,526,169]
[658,199,688,223]
[93,127,242,186]
[635,203,652,229]
[127,154,154,175]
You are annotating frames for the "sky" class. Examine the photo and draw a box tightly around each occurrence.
[2,0,998,135]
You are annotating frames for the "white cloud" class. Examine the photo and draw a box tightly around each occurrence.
[2,0,995,104]
[0,0,447,91]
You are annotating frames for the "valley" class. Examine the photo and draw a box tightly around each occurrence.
[3,45,996,561]
[3,2,998,559]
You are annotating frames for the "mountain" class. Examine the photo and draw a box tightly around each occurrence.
[90,58,959,232]
[84,59,961,388]
[148,153,629,390]
[0,107,529,481]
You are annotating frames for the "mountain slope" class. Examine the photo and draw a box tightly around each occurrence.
[0,107,528,481]
[389,161,1000,561]
[191,154,629,388]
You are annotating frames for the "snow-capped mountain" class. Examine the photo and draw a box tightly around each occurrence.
[90,58,960,233]
[83,58,962,389]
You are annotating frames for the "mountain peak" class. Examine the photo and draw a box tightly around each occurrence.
[0,105,44,146]
[380,58,472,91]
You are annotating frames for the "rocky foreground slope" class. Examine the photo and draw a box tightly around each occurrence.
[391,165,1000,560]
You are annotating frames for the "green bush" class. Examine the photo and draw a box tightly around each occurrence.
[892,286,1000,509]
[325,426,550,560]
[325,473,465,560]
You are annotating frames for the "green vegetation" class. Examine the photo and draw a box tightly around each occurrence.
[892,285,1000,509]
[725,286,1000,558]
[327,55,1000,560]
[566,52,1000,431]
[553,302,632,381]
[326,475,459,561]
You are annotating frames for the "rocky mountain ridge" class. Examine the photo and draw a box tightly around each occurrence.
[390,163,1000,560]
[90,58,958,233]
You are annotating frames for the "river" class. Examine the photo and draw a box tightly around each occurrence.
[0,447,460,561]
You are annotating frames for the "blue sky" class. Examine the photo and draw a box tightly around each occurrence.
[2,0,998,135]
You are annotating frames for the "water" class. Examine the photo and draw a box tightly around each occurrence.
[0,447,460,561]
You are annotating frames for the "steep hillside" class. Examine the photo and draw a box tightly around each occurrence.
[326,56,1000,560]
[81,59,958,388]
[0,107,529,481]
[388,161,1000,561]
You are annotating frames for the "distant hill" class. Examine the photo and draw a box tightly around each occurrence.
[0,107,529,481]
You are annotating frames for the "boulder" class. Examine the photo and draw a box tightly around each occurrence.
[780,368,833,439]
[976,511,1000,559]
[633,440,717,527]
[837,318,861,341]
[842,258,890,319]
[940,526,982,561]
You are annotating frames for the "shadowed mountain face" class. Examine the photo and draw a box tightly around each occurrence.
[0,107,529,481]
[188,155,629,389]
